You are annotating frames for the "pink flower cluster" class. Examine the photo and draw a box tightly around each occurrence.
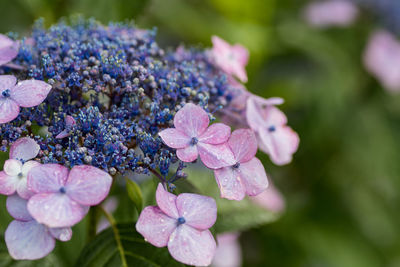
[211,36,299,165]
[136,36,298,266]
[0,138,112,260]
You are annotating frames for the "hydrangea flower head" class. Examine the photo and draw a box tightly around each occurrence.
[159,103,235,169]
[0,34,18,66]
[214,129,268,200]
[0,75,51,123]
[246,97,299,165]
[0,137,40,199]
[27,164,112,228]
[211,36,249,83]
[5,194,72,260]
[136,183,217,266]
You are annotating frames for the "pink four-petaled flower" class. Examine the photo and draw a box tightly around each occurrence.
[5,194,72,260]
[0,137,41,199]
[246,96,299,165]
[211,36,249,83]
[27,164,112,228]
[159,103,235,169]
[214,129,268,201]
[0,34,18,66]
[136,183,217,266]
[0,75,52,123]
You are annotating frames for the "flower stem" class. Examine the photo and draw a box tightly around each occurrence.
[98,205,128,267]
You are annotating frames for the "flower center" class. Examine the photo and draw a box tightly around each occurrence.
[268,125,276,132]
[17,172,23,178]
[232,162,240,169]
[1,89,10,98]
[59,187,66,194]
[190,137,198,146]
[177,217,186,225]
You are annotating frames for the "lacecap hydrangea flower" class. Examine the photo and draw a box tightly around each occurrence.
[0,18,299,265]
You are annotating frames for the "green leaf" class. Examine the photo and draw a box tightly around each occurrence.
[125,178,143,213]
[176,167,279,233]
[75,223,185,267]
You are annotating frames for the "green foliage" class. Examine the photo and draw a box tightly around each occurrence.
[125,178,143,213]
[75,223,185,267]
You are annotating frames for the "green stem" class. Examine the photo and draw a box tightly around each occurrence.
[86,207,97,242]
[98,205,128,267]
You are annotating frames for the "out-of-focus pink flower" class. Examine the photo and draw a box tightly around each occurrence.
[27,164,112,228]
[250,182,285,212]
[246,97,299,165]
[212,232,242,267]
[214,129,268,201]
[304,0,358,28]
[136,183,217,266]
[363,30,400,92]
[97,196,118,233]
[0,34,18,66]
[5,194,72,260]
[211,36,249,83]
[56,115,76,139]
[159,103,235,169]
[0,75,52,124]
[0,137,40,199]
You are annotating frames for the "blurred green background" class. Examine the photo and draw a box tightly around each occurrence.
[1,0,400,266]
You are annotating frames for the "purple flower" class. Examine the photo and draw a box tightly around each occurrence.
[0,137,40,199]
[27,164,112,228]
[159,103,235,169]
[0,75,52,124]
[304,0,358,28]
[214,129,268,201]
[211,36,249,83]
[136,183,217,266]
[363,30,400,93]
[0,34,18,66]
[246,96,299,165]
[5,194,72,260]
[56,115,76,139]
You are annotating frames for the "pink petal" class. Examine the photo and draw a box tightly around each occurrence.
[27,164,69,193]
[228,129,257,163]
[0,98,19,124]
[238,158,268,196]
[250,183,285,212]
[6,194,32,221]
[0,34,15,49]
[27,193,87,228]
[5,220,55,260]
[198,123,231,145]
[0,46,19,66]
[212,233,242,267]
[246,98,287,131]
[258,126,299,165]
[49,227,73,241]
[212,36,231,55]
[55,130,70,139]
[3,159,22,176]
[176,145,198,162]
[197,142,235,169]
[136,206,177,247]
[214,167,246,201]
[250,95,284,106]
[65,165,112,206]
[174,103,209,137]
[159,128,191,149]
[168,225,216,266]
[10,137,40,161]
[65,115,76,126]
[16,161,40,199]
[176,193,217,230]
[0,171,18,196]
[156,183,179,218]
[10,79,52,108]
[0,75,16,90]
